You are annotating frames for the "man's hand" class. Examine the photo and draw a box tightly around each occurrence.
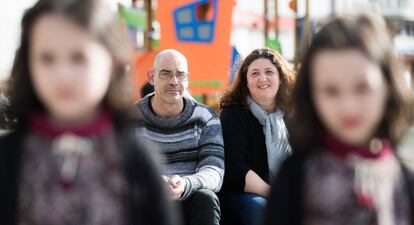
[168,175,186,200]
[162,175,170,183]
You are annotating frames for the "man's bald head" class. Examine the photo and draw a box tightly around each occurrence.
[153,49,188,71]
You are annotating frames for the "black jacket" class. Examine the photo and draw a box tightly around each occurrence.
[0,127,179,225]
[220,105,270,193]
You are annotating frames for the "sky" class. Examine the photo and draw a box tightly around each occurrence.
[0,0,37,80]
[0,0,128,80]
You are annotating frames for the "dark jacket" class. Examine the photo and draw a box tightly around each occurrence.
[263,150,414,225]
[0,126,179,225]
[220,104,270,193]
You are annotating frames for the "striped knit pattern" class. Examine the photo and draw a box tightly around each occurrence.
[135,94,224,200]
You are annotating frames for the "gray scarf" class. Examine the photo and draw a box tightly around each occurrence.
[247,96,291,180]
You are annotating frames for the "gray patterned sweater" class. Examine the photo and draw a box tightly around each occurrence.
[135,94,224,200]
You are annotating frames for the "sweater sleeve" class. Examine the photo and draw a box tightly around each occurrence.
[181,114,224,200]
[220,106,252,192]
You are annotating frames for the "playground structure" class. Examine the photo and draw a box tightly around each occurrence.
[121,0,414,107]
[122,0,235,107]
[120,0,309,108]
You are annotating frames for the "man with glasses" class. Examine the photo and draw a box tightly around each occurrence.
[135,49,224,225]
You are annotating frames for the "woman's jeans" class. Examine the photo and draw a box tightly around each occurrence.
[220,192,267,225]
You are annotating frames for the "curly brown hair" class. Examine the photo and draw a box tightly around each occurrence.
[6,0,135,129]
[220,48,296,115]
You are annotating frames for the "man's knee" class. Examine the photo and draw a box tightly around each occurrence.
[189,189,219,208]
[244,194,267,210]
[183,189,221,225]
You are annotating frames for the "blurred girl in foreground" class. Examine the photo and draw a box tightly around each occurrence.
[264,14,414,225]
[0,0,177,224]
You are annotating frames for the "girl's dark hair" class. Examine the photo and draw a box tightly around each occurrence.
[220,48,296,115]
[7,0,134,129]
[0,81,10,129]
[290,14,414,149]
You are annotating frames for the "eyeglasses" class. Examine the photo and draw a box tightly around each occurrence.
[157,70,189,81]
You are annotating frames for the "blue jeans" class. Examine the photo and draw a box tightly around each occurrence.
[220,192,267,225]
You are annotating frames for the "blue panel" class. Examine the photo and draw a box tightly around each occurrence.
[173,0,217,43]
[229,46,241,84]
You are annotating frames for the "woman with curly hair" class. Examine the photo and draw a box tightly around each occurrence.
[219,48,295,225]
